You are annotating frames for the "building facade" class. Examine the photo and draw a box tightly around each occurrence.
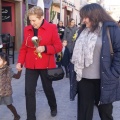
[0,0,23,51]
[52,0,81,26]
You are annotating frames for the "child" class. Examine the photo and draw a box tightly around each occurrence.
[0,52,22,120]
[56,40,71,78]
[61,40,71,78]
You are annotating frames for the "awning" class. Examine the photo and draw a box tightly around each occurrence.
[43,0,53,8]
[28,0,53,8]
[28,0,38,5]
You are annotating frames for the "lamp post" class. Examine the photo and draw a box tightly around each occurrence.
[60,0,62,21]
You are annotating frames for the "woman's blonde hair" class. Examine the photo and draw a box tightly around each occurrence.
[27,6,43,19]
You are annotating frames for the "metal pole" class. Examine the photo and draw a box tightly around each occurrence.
[60,0,62,21]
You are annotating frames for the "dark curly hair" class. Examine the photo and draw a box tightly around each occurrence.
[0,52,9,66]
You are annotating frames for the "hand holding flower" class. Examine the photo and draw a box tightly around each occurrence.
[32,36,42,58]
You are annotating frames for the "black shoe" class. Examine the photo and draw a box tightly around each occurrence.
[51,109,57,117]
[14,114,20,120]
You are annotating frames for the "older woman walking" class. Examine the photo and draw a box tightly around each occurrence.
[16,6,62,120]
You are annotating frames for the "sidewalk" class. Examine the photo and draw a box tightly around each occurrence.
[0,52,120,120]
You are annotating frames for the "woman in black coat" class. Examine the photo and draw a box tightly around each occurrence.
[57,21,65,40]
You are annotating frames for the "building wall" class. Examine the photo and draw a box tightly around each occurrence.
[50,0,81,26]
[2,1,15,36]
[109,5,120,21]
[1,0,23,51]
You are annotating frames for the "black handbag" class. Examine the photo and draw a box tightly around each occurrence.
[47,67,64,81]
[46,46,65,81]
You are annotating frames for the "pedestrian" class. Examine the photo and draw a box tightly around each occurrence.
[57,21,65,40]
[63,18,78,56]
[71,3,120,120]
[61,40,71,78]
[0,52,21,120]
[16,6,62,120]
[56,40,71,78]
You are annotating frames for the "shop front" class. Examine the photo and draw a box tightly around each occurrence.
[1,0,23,51]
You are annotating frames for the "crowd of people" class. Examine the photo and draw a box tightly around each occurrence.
[0,3,120,120]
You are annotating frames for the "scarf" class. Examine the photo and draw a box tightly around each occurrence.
[71,26,101,81]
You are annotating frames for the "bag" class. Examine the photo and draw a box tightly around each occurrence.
[46,45,64,81]
[47,67,64,81]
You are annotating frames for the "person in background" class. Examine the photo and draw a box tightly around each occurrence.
[16,6,62,120]
[0,52,21,120]
[61,40,71,78]
[57,21,65,40]
[63,18,78,56]
[71,3,120,120]
[56,40,70,78]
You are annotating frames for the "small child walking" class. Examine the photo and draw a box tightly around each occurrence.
[0,52,22,120]
[56,40,71,78]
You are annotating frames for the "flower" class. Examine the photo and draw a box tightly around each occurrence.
[72,29,79,42]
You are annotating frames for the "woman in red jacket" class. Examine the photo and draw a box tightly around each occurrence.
[16,6,62,120]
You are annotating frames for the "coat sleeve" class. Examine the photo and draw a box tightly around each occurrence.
[46,24,62,54]
[111,26,120,78]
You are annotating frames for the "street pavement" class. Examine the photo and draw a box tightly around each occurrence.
[0,52,120,120]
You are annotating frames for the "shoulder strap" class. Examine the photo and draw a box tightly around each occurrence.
[107,27,114,55]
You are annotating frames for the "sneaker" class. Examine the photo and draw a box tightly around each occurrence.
[51,109,57,117]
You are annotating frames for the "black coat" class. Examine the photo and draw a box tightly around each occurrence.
[70,22,120,104]
[62,47,71,66]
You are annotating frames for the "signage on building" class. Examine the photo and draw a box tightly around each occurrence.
[2,6,12,22]
[67,6,73,11]
[63,0,75,8]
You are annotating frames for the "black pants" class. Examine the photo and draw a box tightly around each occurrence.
[77,78,113,120]
[25,69,57,120]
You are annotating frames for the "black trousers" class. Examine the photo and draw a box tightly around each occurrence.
[25,69,57,120]
[77,78,113,120]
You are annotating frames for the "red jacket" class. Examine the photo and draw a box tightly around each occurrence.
[18,20,62,69]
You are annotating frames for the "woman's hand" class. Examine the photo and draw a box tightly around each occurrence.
[36,46,45,53]
[16,63,22,71]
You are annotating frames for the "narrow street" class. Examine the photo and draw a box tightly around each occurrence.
[0,52,120,120]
